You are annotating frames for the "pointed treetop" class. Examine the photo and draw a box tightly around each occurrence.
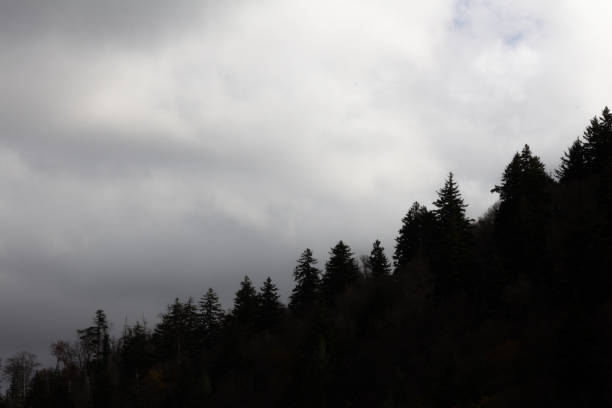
[582,107,612,171]
[232,276,259,324]
[433,172,469,226]
[369,239,391,278]
[556,138,586,183]
[289,248,321,312]
[492,144,553,202]
[393,201,433,268]
[199,288,224,334]
[257,277,284,329]
[322,240,361,298]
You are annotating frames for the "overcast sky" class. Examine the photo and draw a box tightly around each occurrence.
[1,0,612,366]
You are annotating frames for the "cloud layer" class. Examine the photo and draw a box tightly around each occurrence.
[1,0,612,364]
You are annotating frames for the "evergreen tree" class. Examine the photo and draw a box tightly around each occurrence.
[231,276,259,325]
[77,310,110,364]
[321,241,361,299]
[393,202,435,270]
[491,145,555,282]
[492,145,553,201]
[556,138,586,183]
[492,152,522,202]
[289,248,321,313]
[431,172,472,296]
[120,320,153,403]
[257,277,284,329]
[199,288,225,339]
[182,297,200,352]
[154,299,185,360]
[583,106,612,172]
[369,240,391,278]
[433,173,470,230]
[154,298,200,363]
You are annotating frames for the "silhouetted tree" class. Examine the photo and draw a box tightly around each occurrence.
[430,172,473,296]
[289,249,320,313]
[393,202,435,270]
[257,277,284,329]
[154,298,199,363]
[369,240,391,278]
[77,310,110,364]
[433,173,470,231]
[556,138,586,183]
[2,351,39,408]
[231,276,259,326]
[77,310,115,408]
[119,320,152,405]
[50,341,78,371]
[321,241,361,299]
[199,288,225,340]
[583,106,612,172]
[492,145,555,283]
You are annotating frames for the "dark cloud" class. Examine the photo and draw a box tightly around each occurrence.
[0,0,219,48]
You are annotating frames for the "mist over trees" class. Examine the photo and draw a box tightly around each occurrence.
[2,108,612,407]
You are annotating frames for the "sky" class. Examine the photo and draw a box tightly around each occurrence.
[1,0,612,367]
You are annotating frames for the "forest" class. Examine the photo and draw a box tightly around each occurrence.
[1,107,612,407]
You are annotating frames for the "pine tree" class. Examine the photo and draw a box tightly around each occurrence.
[431,173,472,296]
[232,276,259,325]
[199,288,225,338]
[120,320,152,396]
[77,310,110,363]
[257,277,284,329]
[556,138,586,183]
[182,297,200,353]
[583,106,612,172]
[76,310,112,408]
[289,248,321,313]
[153,297,201,364]
[369,240,391,278]
[492,152,522,202]
[321,241,361,299]
[491,145,555,283]
[433,173,470,230]
[393,202,434,269]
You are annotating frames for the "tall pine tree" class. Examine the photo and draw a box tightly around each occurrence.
[257,277,284,330]
[393,201,435,271]
[431,172,472,297]
[231,276,259,326]
[492,145,554,282]
[321,241,361,299]
[369,240,391,278]
[289,248,321,313]
[199,288,225,340]
[556,138,586,183]
[583,106,612,173]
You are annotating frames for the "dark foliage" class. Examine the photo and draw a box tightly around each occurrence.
[321,240,361,300]
[289,248,320,314]
[368,239,391,278]
[393,201,435,270]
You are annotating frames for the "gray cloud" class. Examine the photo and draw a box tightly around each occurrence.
[2,0,612,365]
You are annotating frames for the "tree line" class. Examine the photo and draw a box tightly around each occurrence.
[2,107,612,407]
